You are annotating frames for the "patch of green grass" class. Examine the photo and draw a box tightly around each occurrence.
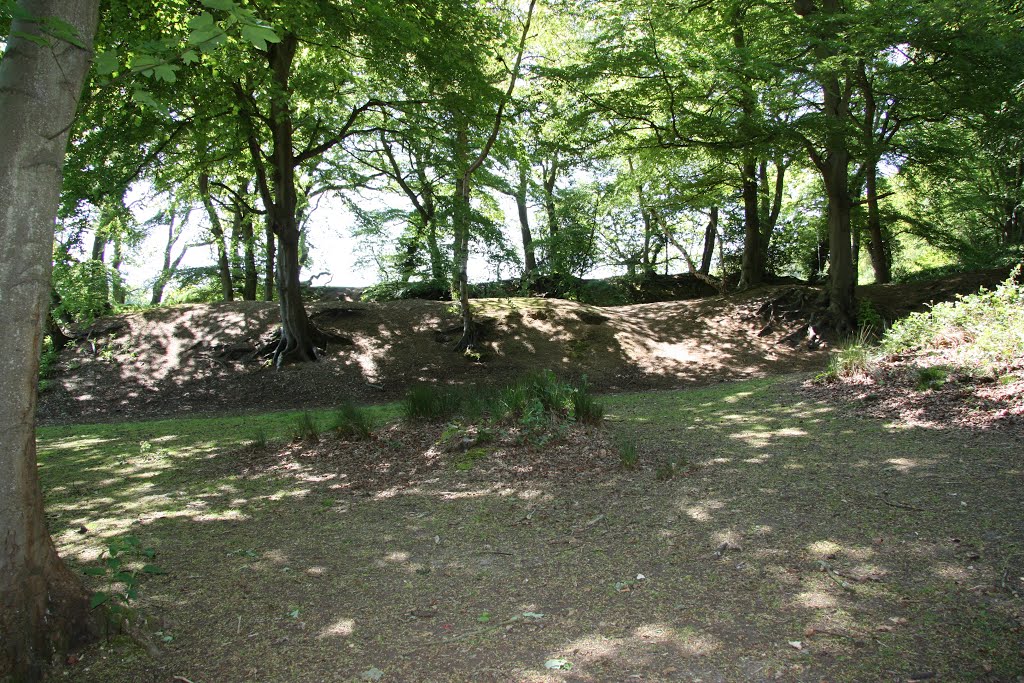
[453,447,489,471]
[403,384,463,422]
[914,365,949,391]
[292,412,321,442]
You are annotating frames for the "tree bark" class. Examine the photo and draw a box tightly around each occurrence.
[700,206,718,275]
[0,2,101,679]
[265,35,316,365]
[238,204,259,301]
[516,161,537,275]
[198,173,234,302]
[798,0,857,333]
[737,156,763,288]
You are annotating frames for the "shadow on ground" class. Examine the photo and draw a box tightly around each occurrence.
[39,376,1024,682]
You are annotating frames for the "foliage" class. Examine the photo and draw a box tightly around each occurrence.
[882,269,1024,370]
[361,280,450,303]
[403,385,465,422]
[82,535,164,615]
[914,366,949,391]
[615,435,638,469]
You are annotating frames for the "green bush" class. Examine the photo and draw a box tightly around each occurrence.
[361,280,449,303]
[882,268,1024,369]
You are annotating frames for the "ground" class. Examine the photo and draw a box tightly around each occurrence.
[35,274,1024,682]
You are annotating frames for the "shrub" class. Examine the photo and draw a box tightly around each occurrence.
[333,403,375,440]
[571,376,604,424]
[914,366,949,391]
[882,267,1024,370]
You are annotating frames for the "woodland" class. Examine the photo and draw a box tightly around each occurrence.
[1,0,1024,681]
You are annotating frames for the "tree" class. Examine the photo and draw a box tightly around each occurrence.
[0,3,102,679]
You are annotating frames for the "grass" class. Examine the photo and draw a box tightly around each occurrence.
[36,376,1024,682]
[402,371,603,430]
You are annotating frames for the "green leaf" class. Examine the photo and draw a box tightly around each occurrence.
[188,12,215,31]
[181,50,199,65]
[142,564,166,574]
[240,24,281,51]
[10,31,49,47]
[126,587,139,601]
[113,571,135,583]
[476,611,491,623]
[105,557,121,571]
[90,592,110,609]
[153,64,179,83]
[82,567,106,576]
[94,50,119,76]
[201,0,236,10]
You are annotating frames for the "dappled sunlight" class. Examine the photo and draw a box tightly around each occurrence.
[682,500,724,522]
[794,588,838,610]
[319,617,356,639]
[884,457,926,472]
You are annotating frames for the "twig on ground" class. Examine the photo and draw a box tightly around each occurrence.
[876,495,928,512]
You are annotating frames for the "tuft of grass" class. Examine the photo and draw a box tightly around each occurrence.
[817,327,879,382]
[250,428,268,449]
[615,436,638,469]
[654,455,688,481]
[332,403,375,440]
[292,412,321,443]
[403,385,463,422]
[572,377,604,425]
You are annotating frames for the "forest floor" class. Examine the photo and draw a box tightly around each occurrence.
[37,268,1010,426]
[39,371,1024,682]
[36,269,1023,681]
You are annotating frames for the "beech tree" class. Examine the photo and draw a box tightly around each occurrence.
[0,4,102,679]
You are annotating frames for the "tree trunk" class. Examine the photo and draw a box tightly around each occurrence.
[737,156,763,289]
[263,219,275,301]
[239,209,259,301]
[110,233,126,305]
[516,161,537,275]
[798,0,857,333]
[198,173,234,302]
[266,35,316,365]
[452,126,477,351]
[0,3,101,680]
[542,153,559,238]
[700,206,718,275]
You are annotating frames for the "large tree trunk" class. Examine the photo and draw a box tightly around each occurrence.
[452,126,477,352]
[238,207,259,301]
[737,156,763,288]
[0,2,101,680]
[266,35,316,365]
[110,233,126,305]
[798,0,857,333]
